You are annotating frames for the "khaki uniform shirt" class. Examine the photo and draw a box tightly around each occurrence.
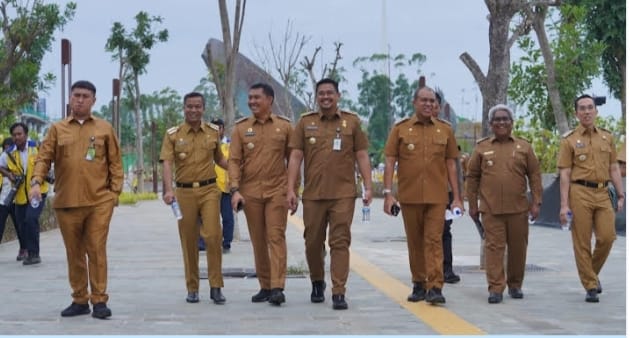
[159,122,222,183]
[33,116,123,208]
[557,125,616,182]
[466,135,542,215]
[228,114,293,198]
[384,116,459,204]
[289,110,368,200]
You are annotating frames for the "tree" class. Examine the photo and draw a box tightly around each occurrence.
[253,20,309,121]
[300,42,344,111]
[353,53,425,164]
[193,75,224,121]
[203,0,246,136]
[567,0,625,124]
[0,0,75,117]
[509,4,602,132]
[105,11,168,193]
[460,0,551,137]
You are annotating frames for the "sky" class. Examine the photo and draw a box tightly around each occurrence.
[39,0,621,122]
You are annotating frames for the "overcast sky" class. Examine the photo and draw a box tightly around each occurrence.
[39,0,620,121]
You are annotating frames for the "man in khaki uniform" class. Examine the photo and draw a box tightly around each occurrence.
[30,80,123,319]
[229,83,293,306]
[558,94,624,303]
[287,78,372,310]
[160,92,229,305]
[383,86,462,305]
[466,104,543,304]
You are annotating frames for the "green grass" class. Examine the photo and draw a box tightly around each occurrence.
[118,192,159,205]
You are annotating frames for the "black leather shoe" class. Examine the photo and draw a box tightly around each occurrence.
[488,292,503,304]
[508,288,524,299]
[222,247,231,254]
[596,279,602,294]
[444,271,461,284]
[332,294,348,310]
[425,287,446,304]
[186,291,199,303]
[268,288,286,306]
[310,280,326,303]
[16,249,27,261]
[251,289,271,303]
[23,254,41,265]
[60,302,90,317]
[210,288,226,304]
[91,303,112,319]
[585,288,599,303]
[407,283,426,302]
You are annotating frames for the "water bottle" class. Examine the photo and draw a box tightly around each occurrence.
[361,205,370,223]
[445,207,463,220]
[561,211,572,231]
[30,196,40,209]
[171,198,183,220]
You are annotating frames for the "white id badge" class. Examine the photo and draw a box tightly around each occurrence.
[333,138,342,151]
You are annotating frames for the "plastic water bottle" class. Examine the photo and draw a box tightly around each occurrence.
[30,196,40,209]
[445,207,463,220]
[362,205,370,223]
[561,211,572,231]
[171,198,183,220]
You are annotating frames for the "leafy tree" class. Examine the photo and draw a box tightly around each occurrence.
[567,0,625,123]
[105,11,169,193]
[0,0,75,117]
[192,75,222,121]
[509,4,603,132]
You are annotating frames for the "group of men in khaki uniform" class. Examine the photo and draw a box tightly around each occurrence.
[159,79,623,312]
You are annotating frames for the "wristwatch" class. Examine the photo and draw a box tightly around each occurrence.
[382,188,392,195]
[30,178,41,187]
[230,187,239,194]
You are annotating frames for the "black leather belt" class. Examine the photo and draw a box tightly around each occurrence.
[572,180,609,189]
[176,178,216,188]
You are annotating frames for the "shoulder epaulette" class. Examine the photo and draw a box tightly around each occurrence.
[167,126,179,135]
[207,122,220,131]
[276,115,291,122]
[340,110,359,116]
[302,111,318,116]
[436,117,452,126]
[598,126,611,134]
[562,129,575,138]
[235,116,249,124]
[476,136,490,144]
[395,117,410,126]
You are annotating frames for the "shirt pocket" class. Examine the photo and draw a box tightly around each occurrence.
[304,130,321,148]
[57,136,75,158]
[93,137,106,160]
[573,147,590,168]
[400,134,417,157]
[174,142,194,163]
[431,136,448,158]
[482,153,496,171]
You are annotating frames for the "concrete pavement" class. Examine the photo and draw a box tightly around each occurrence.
[0,198,625,335]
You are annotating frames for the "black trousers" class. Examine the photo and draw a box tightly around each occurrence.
[442,192,454,273]
[0,203,20,246]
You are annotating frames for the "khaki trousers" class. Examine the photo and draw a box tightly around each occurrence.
[303,198,355,295]
[242,192,288,289]
[482,211,528,293]
[400,203,445,289]
[569,184,616,290]
[176,183,223,291]
[56,199,115,304]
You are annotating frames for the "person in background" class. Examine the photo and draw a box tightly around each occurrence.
[0,122,49,266]
[432,92,462,284]
[0,138,20,256]
[557,94,624,303]
[230,83,293,306]
[30,80,123,319]
[383,86,462,305]
[287,78,373,310]
[617,142,625,178]
[160,92,229,305]
[466,104,542,304]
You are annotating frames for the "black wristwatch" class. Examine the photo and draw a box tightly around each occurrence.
[230,187,239,194]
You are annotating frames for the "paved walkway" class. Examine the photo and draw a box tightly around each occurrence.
[0,199,625,335]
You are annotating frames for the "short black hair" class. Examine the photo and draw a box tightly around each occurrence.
[250,83,275,103]
[211,118,224,126]
[183,92,205,108]
[10,122,28,135]
[574,94,595,111]
[316,78,339,93]
[71,80,96,95]
[435,92,442,105]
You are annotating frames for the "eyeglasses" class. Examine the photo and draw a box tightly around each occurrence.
[491,116,511,123]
